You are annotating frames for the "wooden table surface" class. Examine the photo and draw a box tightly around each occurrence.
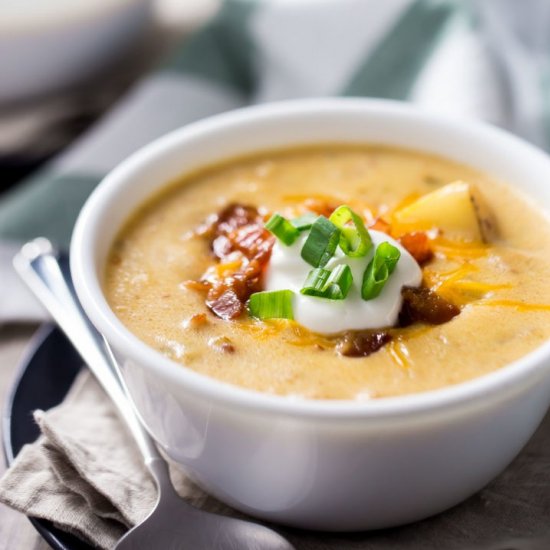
[0,325,49,550]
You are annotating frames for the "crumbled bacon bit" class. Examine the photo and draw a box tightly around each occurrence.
[336,330,391,357]
[399,232,433,265]
[369,217,391,234]
[227,224,273,262]
[187,204,275,320]
[206,288,245,320]
[184,313,208,329]
[399,286,460,326]
[181,280,210,292]
[216,203,259,233]
[195,203,260,240]
[194,213,219,238]
[208,336,235,353]
[208,203,274,262]
[212,235,232,258]
[303,198,338,218]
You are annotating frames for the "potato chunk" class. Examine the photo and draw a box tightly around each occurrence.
[392,181,495,242]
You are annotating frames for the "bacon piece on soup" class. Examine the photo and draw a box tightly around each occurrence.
[184,313,208,329]
[208,336,235,353]
[216,203,260,233]
[399,286,460,326]
[212,234,233,258]
[302,198,338,218]
[181,279,210,293]
[369,217,391,234]
[203,264,263,320]
[230,224,274,263]
[398,232,433,265]
[336,330,391,357]
[192,204,275,320]
[206,288,244,320]
[209,204,274,263]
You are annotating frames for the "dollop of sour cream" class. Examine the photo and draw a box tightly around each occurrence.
[264,230,422,334]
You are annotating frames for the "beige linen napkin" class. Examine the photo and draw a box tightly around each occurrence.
[0,370,233,549]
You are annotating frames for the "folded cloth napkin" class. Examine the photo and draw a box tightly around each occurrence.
[3,0,550,323]
[1,368,550,549]
[0,370,235,549]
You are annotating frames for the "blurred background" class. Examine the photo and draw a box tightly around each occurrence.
[2,0,550,197]
[0,0,220,191]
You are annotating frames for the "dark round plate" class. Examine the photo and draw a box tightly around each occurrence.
[2,324,92,550]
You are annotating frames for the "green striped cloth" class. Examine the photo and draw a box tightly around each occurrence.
[2,0,549,322]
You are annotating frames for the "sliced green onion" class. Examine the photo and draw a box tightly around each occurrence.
[377,242,400,274]
[265,213,300,246]
[300,216,340,267]
[248,290,294,320]
[300,268,331,296]
[361,242,401,300]
[290,212,317,231]
[324,264,354,299]
[329,205,372,258]
[301,264,354,300]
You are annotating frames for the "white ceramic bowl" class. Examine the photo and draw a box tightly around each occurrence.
[71,99,550,531]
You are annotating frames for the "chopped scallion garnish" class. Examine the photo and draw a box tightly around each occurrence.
[301,264,354,300]
[300,216,340,267]
[361,242,401,300]
[248,290,294,320]
[265,213,301,245]
[290,212,317,231]
[301,267,331,296]
[377,242,401,273]
[329,205,372,258]
[324,264,354,299]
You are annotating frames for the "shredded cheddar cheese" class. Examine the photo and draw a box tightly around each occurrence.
[475,299,550,312]
[386,339,411,369]
[431,237,489,260]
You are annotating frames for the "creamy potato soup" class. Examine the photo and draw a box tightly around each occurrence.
[104,146,550,399]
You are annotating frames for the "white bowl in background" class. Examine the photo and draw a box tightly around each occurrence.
[70,99,550,531]
[0,0,152,104]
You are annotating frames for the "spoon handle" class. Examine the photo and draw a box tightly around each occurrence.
[13,238,163,470]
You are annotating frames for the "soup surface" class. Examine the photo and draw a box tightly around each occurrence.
[104,145,550,399]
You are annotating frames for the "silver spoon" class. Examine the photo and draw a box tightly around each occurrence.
[14,238,295,550]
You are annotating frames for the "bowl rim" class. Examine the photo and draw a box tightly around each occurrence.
[71,97,550,421]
